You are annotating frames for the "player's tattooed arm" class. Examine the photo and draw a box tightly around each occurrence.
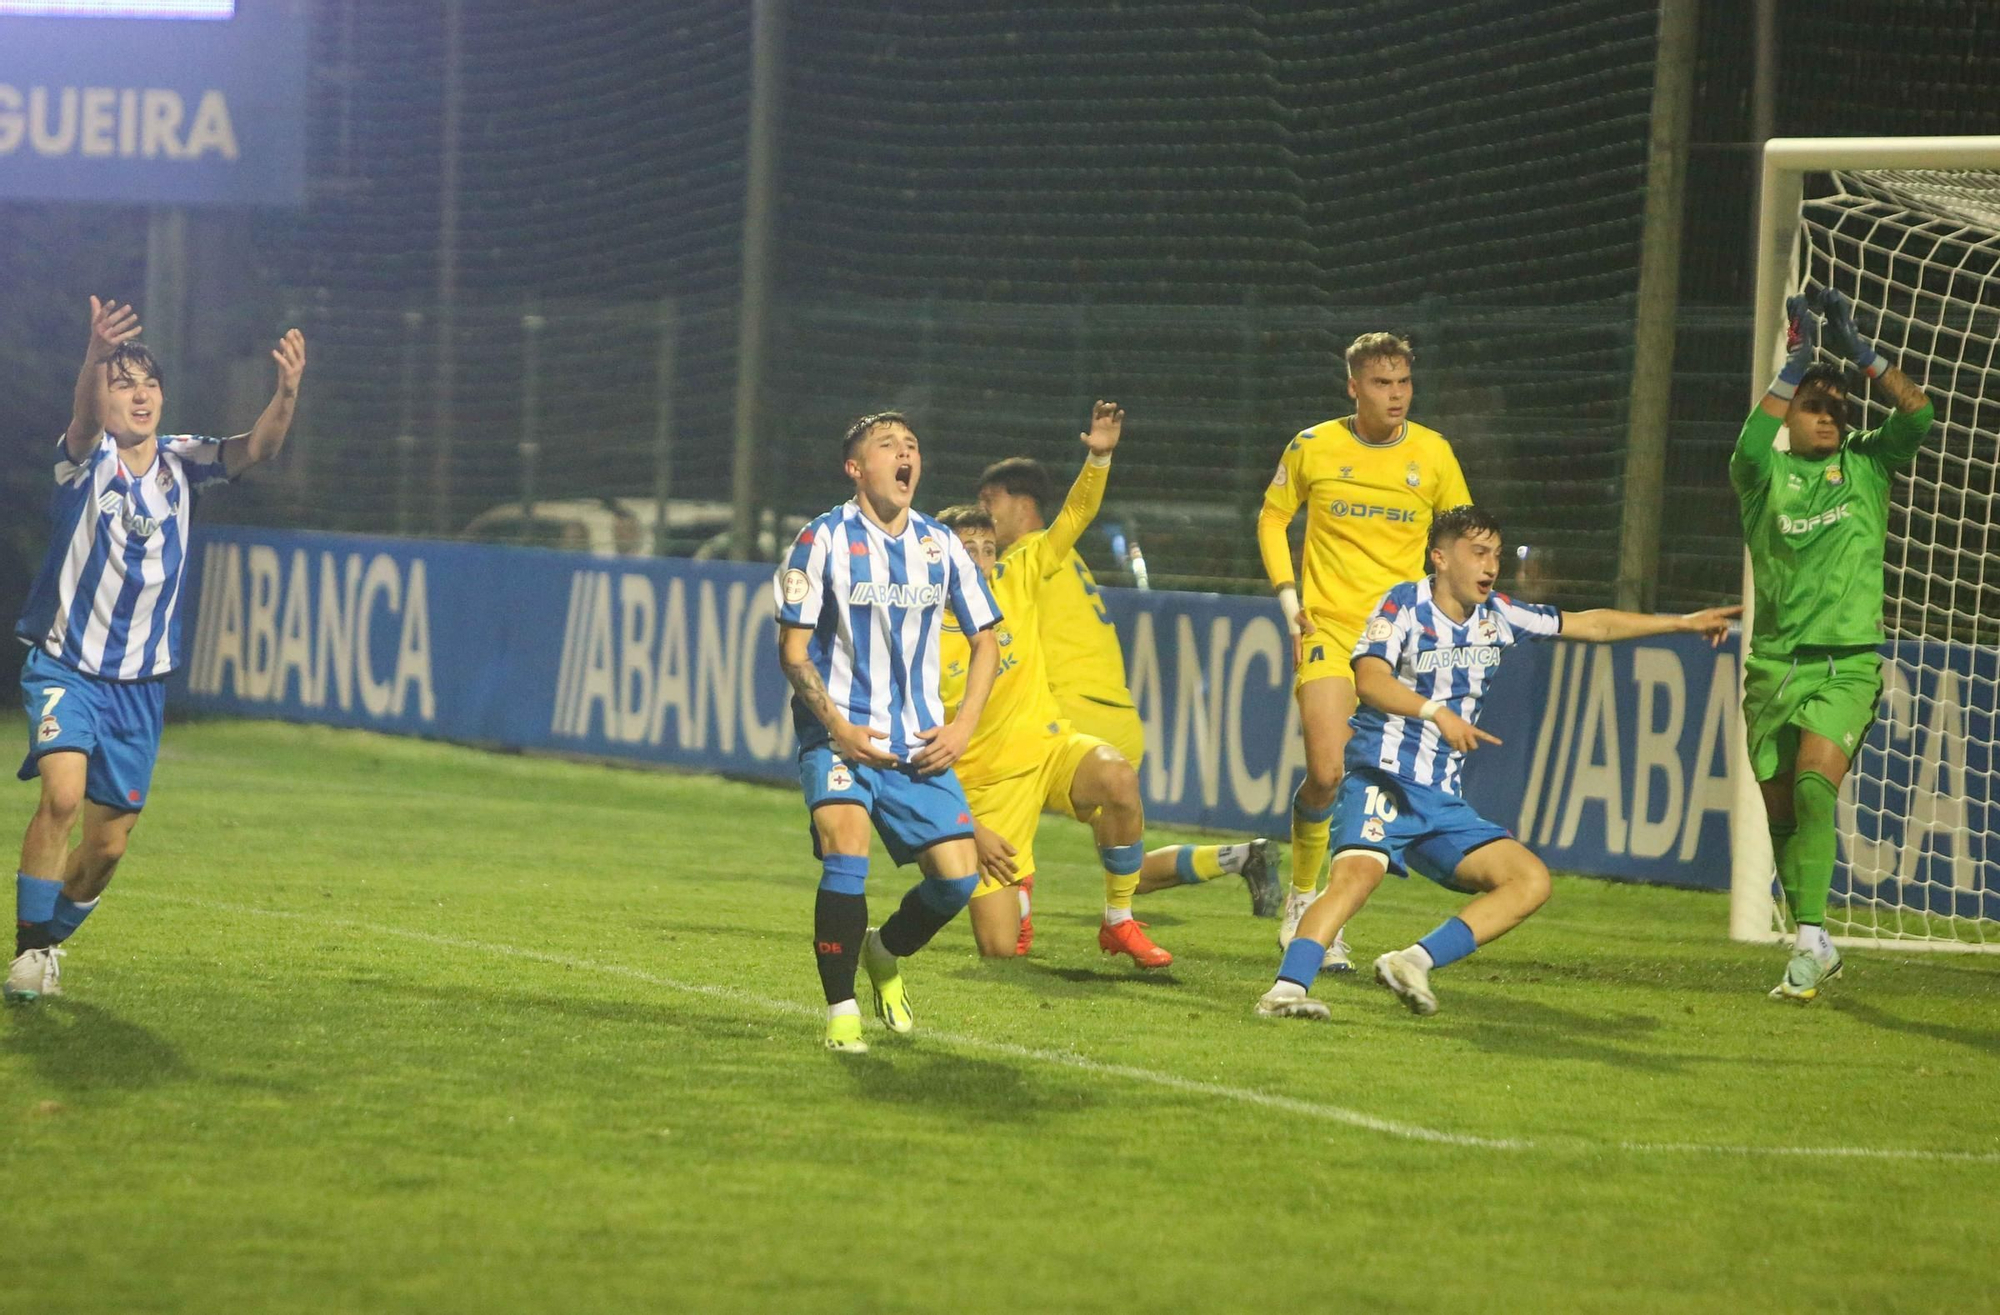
[1874,364,1928,415]
[778,625,896,767]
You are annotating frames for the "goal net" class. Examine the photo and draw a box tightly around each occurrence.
[1734,140,2000,950]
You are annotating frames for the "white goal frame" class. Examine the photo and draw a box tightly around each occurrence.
[1730,135,2000,950]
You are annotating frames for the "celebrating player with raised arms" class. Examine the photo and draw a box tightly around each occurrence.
[938,403,1278,966]
[1733,288,1933,1002]
[1258,332,1471,971]
[10,299,305,1004]
[1254,506,1738,1021]
[774,412,1003,1053]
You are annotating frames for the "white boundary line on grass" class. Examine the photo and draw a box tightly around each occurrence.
[159,897,2000,1166]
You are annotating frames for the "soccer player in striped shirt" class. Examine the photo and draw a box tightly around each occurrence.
[1734,288,1933,1002]
[9,298,306,1003]
[1255,506,1738,1020]
[774,412,1003,1053]
[1258,332,1473,973]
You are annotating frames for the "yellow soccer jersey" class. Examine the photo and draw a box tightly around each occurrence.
[1257,417,1471,629]
[940,456,1110,786]
[1029,544,1134,712]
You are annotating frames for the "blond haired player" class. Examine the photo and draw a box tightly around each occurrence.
[1257,332,1472,969]
[941,403,1278,964]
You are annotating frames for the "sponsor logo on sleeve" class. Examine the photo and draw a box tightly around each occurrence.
[1364,617,1394,643]
[782,568,811,605]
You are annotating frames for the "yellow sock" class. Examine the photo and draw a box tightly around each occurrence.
[1188,845,1227,881]
[1290,786,1336,894]
[1101,841,1144,912]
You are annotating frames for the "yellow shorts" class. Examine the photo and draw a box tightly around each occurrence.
[1295,614,1362,689]
[1056,693,1145,769]
[965,729,1107,896]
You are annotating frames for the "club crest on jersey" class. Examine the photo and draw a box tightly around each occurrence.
[1405,461,1421,488]
[156,466,172,493]
[1364,616,1394,643]
[781,568,811,605]
[1361,818,1386,843]
[918,535,944,564]
[826,761,854,792]
[36,715,59,744]
[1824,464,1844,485]
[1471,618,1500,645]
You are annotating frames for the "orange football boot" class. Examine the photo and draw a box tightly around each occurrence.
[1015,875,1036,956]
[1098,918,1173,969]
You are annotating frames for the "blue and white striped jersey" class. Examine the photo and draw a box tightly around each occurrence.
[773,501,1002,761]
[15,433,232,681]
[1346,578,1562,794]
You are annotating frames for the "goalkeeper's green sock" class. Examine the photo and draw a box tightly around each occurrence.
[1768,820,1801,918]
[1790,771,1839,927]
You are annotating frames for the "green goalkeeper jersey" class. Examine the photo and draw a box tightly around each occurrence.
[1729,401,1933,659]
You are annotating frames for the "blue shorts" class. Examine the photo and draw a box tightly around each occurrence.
[796,744,975,867]
[1333,765,1512,891]
[17,648,165,812]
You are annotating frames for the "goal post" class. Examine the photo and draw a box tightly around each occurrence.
[1731,135,2000,951]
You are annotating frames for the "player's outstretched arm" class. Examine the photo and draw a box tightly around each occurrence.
[1042,399,1121,561]
[64,296,143,462]
[1561,605,1739,647]
[223,329,307,478]
[1353,655,1499,755]
[777,624,897,768]
[911,627,998,776]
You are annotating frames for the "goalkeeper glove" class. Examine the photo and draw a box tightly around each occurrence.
[1767,293,1818,401]
[1817,288,1886,378]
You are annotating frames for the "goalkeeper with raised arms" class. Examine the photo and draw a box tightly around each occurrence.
[1733,286,1933,1002]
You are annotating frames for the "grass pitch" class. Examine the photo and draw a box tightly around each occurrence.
[5,720,1998,1314]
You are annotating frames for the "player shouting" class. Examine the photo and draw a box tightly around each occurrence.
[1254,506,1738,1020]
[1257,332,1472,970]
[774,412,1002,1053]
[1733,288,1933,1002]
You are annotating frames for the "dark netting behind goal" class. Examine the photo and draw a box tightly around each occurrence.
[774,2,1659,597]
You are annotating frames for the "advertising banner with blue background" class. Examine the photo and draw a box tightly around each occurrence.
[173,528,1992,909]
[0,0,308,205]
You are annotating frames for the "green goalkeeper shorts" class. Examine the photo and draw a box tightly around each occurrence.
[1742,648,1883,780]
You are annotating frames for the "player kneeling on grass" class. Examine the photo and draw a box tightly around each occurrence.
[775,412,1003,1054]
[9,300,305,1005]
[1733,287,1933,1003]
[1255,506,1738,1021]
[937,403,1278,968]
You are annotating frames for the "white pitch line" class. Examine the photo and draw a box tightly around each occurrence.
[150,896,2000,1166]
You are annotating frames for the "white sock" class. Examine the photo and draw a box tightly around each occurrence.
[1103,906,1134,926]
[1265,979,1305,1000]
[1795,923,1831,956]
[827,999,860,1020]
[1216,843,1251,874]
[1018,887,1031,918]
[1407,944,1436,971]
